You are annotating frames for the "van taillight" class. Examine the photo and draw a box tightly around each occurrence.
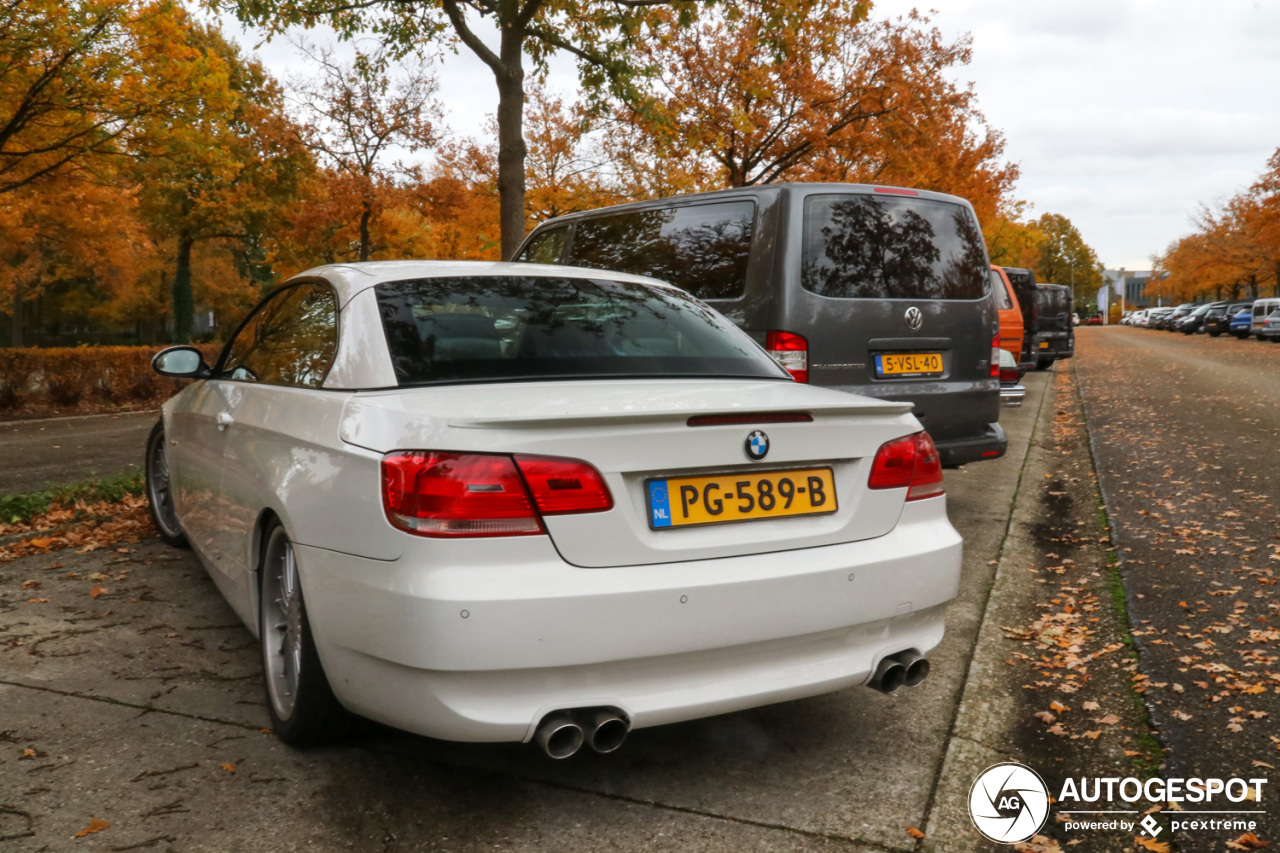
[382,452,611,537]
[990,333,1001,378]
[867,432,945,501]
[766,330,808,383]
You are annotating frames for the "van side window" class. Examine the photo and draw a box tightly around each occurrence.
[517,227,568,264]
[801,195,989,300]
[564,201,755,300]
[991,271,1012,309]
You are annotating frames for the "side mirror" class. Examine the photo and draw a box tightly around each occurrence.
[152,346,211,379]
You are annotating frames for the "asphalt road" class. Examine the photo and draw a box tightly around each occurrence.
[0,380,1052,853]
[0,411,158,495]
[1075,327,1280,838]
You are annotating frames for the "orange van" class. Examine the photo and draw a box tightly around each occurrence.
[991,265,1025,360]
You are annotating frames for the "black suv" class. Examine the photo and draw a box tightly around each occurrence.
[1205,301,1251,337]
[1032,284,1075,369]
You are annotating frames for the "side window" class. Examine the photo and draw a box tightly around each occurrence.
[990,271,1012,310]
[221,284,339,387]
[517,227,568,264]
[564,201,755,300]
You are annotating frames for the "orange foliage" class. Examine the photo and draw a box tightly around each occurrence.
[1154,147,1280,302]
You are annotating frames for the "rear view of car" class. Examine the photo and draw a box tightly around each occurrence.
[517,184,1006,467]
[1032,284,1075,369]
[145,261,964,754]
[991,266,1025,361]
[1205,302,1248,337]
[1250,298,1280,339]
[998,266,1038,369]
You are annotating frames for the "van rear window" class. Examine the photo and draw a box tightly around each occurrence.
[563,201,755,300]
[801,195,988,300]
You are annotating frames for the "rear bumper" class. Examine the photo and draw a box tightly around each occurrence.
[1000,384,1026,407]
[295,498,962,742]
[933,421,1007,466]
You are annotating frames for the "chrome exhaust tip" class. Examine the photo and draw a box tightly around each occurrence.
[896,651,930,688]
[584,709,630,754]
[868,656,907,694]
[534,712,584,759]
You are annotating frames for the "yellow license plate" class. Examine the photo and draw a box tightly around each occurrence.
[647,468,837,529]
[875,352,943,378]
[1039,341,1049,349]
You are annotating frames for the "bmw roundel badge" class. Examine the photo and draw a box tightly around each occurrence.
[745,430,769,461]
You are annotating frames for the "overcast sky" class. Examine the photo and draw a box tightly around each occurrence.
[225,1,1280,271]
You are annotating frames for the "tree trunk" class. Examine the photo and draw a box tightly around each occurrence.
[172,234,195,343]
[358,198,372,262]
[495,30,527,260]
[10,279,23,348]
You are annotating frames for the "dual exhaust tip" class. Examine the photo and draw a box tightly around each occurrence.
[867,649,931,695]
[533,708,630,759]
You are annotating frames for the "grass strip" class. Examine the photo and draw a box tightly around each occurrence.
[0,469,145,525]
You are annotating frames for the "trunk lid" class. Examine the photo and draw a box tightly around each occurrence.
[340,379,922,567]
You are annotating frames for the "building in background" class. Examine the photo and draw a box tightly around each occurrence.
[1096,270,1161,320]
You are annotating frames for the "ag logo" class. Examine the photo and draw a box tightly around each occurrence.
[968,762,1050,844]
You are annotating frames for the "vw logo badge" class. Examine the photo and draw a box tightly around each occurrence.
[745,430,769,461]
[904,306,923,331]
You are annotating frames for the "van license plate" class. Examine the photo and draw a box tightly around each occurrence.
[1039,341,1049,349]
[647,468,837,529]
[875,353,943,378]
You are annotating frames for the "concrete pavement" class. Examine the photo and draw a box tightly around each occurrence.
[0,380,1054,852]
[0,411,158,495]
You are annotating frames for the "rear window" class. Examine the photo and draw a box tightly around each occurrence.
[374,276,787,386]
[801,194,989,300]
[561,201,755,301]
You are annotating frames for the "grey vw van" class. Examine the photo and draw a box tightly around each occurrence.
[515,183,1005,466]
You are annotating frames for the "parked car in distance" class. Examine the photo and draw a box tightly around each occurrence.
[997,348,1025,407]
[991,265,1025,362]
[1162,303,1196,330]
[999,266,1038,370]
[1205,301,1250,337]
[1085,315,1104,326]
[1250,298,1280,339]
[1262,311,1280,342]
[1032,283,1075,369]
[1144,306,1175,329]
[1229,306,1254,338]
[1179,301,1225,334]
[517,183,1006,467]
[145,261,964,755]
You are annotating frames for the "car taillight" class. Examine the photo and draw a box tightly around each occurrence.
[513,455,613,515]
[990,333,1001,378]
[766,330,808,383]
[383,452,542,537]
[381,451,612,537]
[867,432,945,501]
[999,363,1020,383]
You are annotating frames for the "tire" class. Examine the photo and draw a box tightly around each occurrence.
[145,420,188,548]
[1035,357,1054,370]
[1209,331,1221,337]
[259,523,354,746]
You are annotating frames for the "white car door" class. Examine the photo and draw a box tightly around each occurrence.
[213,282,342,624]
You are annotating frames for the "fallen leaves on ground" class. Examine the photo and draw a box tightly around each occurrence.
[1015,835,1063,853]
[0,494,151,564]
[1134,837,1170,852]
[1226,833,1269,850]
[905,826,924,839]
[74,817,110,837]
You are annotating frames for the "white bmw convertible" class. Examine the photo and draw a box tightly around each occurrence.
[146,261,962,757]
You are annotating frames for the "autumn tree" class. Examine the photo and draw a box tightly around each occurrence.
[0,0,232,194]
[1033,213,1103,310]
[216,0,712,260]
[287,40,440,261]
[604,2,1017,223]
[135,20,310,342]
